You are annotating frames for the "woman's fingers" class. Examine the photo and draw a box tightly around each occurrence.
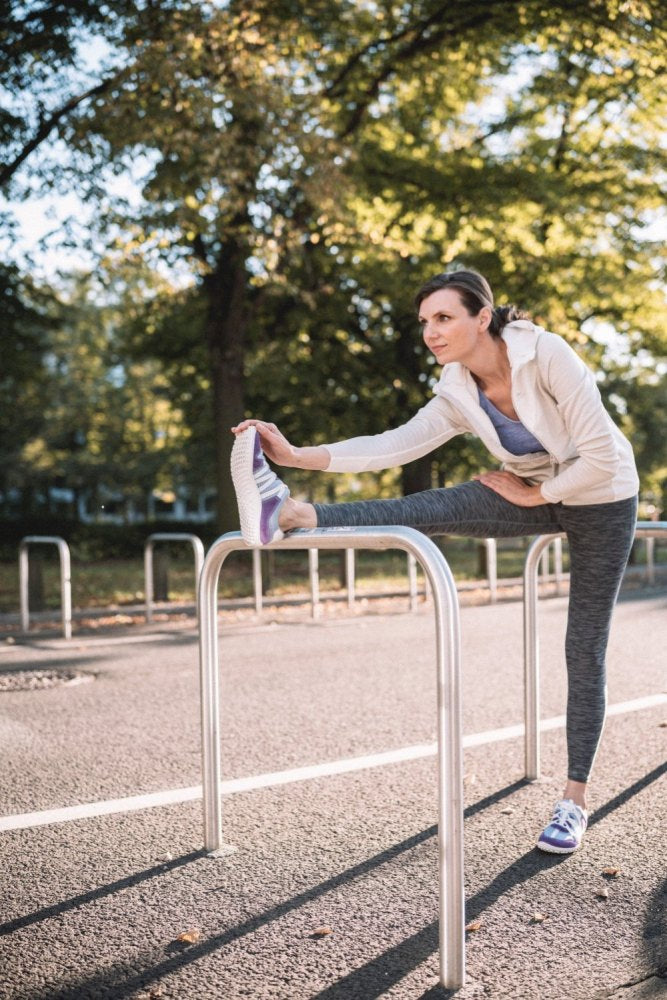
[231,418,274,435]
[473,471,544,507]
[230,419,295,467]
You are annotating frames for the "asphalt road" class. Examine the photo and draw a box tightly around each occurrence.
[0,587,665,1000]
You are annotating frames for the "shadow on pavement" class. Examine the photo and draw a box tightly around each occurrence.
[0,851,206,937]
[6,765,666,999]
[587,760,667,829]
[4,781,522,999]
[642,879,667,985]
[312,762,667,1000]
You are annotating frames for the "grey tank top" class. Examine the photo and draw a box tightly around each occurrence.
[477,386,546,455]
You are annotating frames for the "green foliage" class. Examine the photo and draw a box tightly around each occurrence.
[2,0,666,518]
[3,271,193,515]
[0,264,55,503]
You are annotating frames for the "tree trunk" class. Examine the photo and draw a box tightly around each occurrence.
[204,242,248,534]
[401,454,432,496]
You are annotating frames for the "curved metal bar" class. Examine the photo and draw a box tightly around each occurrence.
[144,533,205,623]
[523,520,667,781]
[198,525,465,989]
[19,536,72,640]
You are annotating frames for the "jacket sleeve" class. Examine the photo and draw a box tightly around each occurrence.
[537,337,628,503]
[323,395,464,473]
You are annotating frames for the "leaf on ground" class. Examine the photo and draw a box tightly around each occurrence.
[311,926,333,938]
[465,920,483,932]
[176,928,202,944]
[595,886,609,900]
[658,721,667,728]
[602,867,621,878]
[530,912,548,923]
[501,807,514,815]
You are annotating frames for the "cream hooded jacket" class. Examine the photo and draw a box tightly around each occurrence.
[323,321,639,506]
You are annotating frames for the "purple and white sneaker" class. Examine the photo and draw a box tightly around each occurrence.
[536,799,588,854]
[231,427,290,546]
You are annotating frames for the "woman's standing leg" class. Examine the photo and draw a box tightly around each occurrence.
[536,496,637,854]
[559,496,638,784]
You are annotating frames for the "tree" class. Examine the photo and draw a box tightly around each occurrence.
[0,264,55,513]
[13,272,191,519]
[3,0,666,524]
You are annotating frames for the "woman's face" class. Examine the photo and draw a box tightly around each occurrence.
[418,288,490,365]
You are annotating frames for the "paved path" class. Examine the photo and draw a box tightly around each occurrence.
[0,588,665,999]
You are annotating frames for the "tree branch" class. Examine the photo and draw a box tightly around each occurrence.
[335,4,512,140]
[0,68,125,189]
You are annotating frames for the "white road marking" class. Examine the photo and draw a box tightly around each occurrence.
[1,693,664,833]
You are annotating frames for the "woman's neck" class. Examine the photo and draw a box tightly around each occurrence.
[469,336,510,392]
[469,336,519,419]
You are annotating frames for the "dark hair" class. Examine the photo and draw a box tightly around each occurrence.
[414,269,530,337]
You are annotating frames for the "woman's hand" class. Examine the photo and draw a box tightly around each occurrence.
[473,470,546,507]
[231,419,331,471]
[231,419,296,465]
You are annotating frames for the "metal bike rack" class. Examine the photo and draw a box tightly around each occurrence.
[308,549,321,618]
[251,549,263,614]
[539,537,564,595]
[252,536,504,616]
[240,549,275,616]
[247,548,332,618]
[198,525,465,989]
[407,551,419,609]
[644,536,655,585]
[19,536,72,639]
[485,538,498,603]
[341,548,422,611]
[523,520,667,780]
[345,547,355,608]
[144,533,205,624]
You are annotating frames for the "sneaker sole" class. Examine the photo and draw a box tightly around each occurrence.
[230,428,263,546]
[536,839,579,854]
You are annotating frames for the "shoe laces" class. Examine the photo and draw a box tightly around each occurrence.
[255,460,283,498]
[550,799,585,833]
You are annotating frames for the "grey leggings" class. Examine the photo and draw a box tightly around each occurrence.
[313,482,638,783]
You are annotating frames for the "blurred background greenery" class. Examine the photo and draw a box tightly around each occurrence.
[1,1,665,581]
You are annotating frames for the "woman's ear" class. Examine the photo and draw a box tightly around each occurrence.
[478,306,492,332]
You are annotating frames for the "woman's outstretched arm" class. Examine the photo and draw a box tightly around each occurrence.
[231,419,330,470]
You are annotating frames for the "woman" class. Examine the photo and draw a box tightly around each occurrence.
[230,269,639,854]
